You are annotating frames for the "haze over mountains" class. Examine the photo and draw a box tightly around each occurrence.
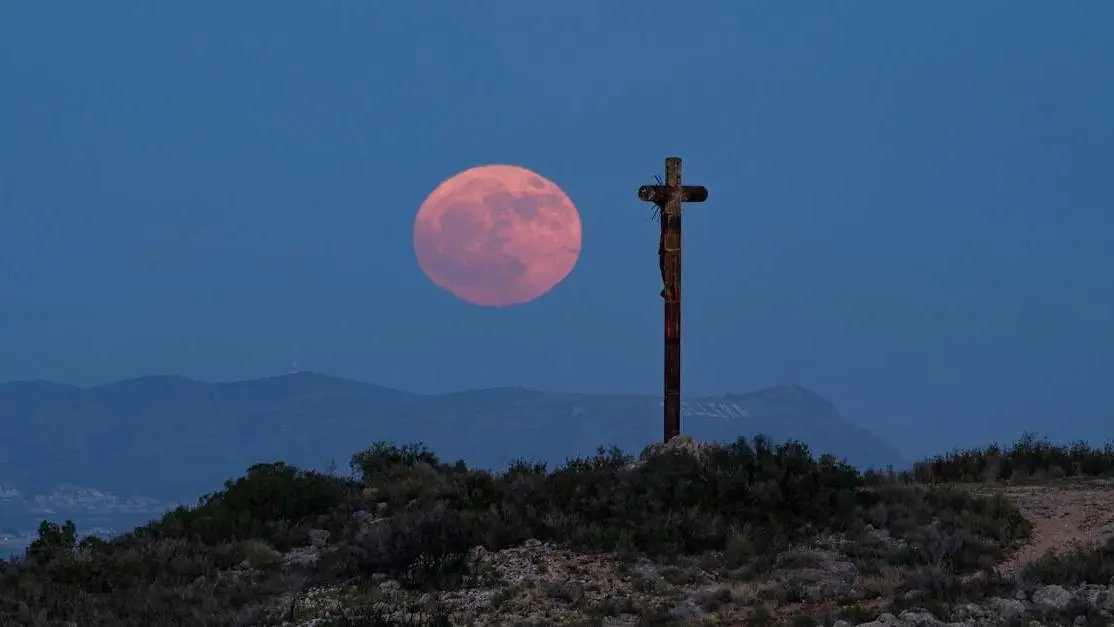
[0,372,907,552]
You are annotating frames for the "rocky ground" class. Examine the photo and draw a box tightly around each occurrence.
[276,474,1114,626]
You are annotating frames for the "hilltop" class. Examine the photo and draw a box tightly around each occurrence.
[3,432,1114,626]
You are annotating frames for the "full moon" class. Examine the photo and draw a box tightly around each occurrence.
[413,164,582,307]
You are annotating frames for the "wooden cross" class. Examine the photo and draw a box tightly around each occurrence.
[638,157,708,443]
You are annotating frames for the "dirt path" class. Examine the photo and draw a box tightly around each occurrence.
[968,478,1114,576]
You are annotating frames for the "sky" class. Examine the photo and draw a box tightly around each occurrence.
[1,2,1111,458]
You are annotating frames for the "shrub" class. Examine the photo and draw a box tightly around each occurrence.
[351,442,442,480]
[1021,537,1114,587]
[26,519,78,563]
[353,502,475,589]
[130,461,354,550]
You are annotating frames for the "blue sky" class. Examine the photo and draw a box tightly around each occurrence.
[1,2,1111,458]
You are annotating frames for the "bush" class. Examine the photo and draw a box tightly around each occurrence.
[130,461,355,550]
[1021,537,1114,587]
[351,442,442,480]
[26,519,78,563]
[353,503,475,589]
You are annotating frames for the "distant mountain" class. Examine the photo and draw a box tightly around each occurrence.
[0,373,907,537]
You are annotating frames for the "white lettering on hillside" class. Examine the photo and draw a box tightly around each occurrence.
[659,401,748,419]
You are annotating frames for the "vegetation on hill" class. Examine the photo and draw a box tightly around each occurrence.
[0,433,1112,626]
[892,432,1114,485]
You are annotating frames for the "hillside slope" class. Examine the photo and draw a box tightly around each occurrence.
[3,434,1114,626]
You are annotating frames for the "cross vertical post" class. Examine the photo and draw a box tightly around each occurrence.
[638,157,708,442]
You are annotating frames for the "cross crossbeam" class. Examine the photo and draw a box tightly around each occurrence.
[637,157,708,443]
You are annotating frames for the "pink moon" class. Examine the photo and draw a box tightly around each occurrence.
[413,164,582,307]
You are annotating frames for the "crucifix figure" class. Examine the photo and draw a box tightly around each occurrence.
[657,227,667,299]
[638,157,708,442]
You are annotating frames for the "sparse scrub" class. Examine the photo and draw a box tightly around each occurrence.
[883,432,1114,485]
[0,435,1047,625]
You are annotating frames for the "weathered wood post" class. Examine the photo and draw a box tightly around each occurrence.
[638,157,708,442]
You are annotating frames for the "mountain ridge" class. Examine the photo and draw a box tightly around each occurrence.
[0,373,908,518]
[46,372,823,400]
